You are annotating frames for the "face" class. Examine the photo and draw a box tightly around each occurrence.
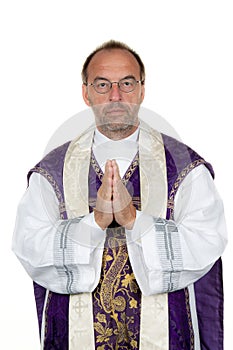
[82,49,145,140]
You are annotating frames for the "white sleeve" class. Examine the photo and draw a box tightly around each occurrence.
[12,172,106,294]
[126,165,228,296]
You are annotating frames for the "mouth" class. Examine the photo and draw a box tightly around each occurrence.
[106,109,126,115]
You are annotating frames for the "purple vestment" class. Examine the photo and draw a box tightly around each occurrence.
[28,133,223,350]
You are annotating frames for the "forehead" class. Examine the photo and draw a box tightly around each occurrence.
[87,49,140,80]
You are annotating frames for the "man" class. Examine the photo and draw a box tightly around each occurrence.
[13,40,227,349]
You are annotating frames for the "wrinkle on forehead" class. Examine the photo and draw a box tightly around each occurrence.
[87,49,141,81]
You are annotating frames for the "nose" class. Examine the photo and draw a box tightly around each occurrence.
[109,83,122,102]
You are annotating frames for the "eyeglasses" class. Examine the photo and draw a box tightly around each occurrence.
[85,77,144,94]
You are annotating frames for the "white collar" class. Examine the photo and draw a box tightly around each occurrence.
[92,127,139,174]
[93,126,139,147]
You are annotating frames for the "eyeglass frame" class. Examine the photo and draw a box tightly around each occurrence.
[84,76,144,94]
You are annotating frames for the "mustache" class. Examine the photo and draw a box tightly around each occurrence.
[96,102,133,114]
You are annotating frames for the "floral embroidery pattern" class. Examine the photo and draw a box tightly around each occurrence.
[93,228,141,349]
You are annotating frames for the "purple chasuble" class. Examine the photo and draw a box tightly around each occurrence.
[162,134,223,350]
[28,132,223,350]
[29,142,70,349]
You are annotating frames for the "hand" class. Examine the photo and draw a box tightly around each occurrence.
[94,160,113,230]
[112,160,136,229]
[94,159,136,230]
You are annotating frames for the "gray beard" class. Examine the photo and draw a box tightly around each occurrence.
[98,122,137,140]
[92,102,140,140]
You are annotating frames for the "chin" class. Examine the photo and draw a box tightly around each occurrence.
[106,123,131,132]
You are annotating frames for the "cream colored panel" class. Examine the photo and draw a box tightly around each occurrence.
[139,120,167,218]
[139,120,168,350]
[63,127,95,350]
[140,293,168,349]
[64,126,94,218]
[69,293,95,350]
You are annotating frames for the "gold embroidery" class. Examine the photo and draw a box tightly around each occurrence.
[93,225,141,348]
[97,346,106,350]
[96,312,107,324]
[94,322,113,343]
[122,153,139,186]
[130,339,138,348]
[113,314,134,344]
[121,273,138,293]
[100,235,129,314]
[113,296,126,312]
[90,153,103,182]
[129,298,138,309]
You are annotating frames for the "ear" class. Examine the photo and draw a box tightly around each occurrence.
[140,84,145,103]
[82,84,91,106]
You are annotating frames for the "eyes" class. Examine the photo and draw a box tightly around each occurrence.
[97,81,109,90]
[90,77,141,94]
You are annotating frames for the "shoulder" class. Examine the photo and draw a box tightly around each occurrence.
[27,141,72,184]
[39,141,71,168]
[161,133,214,179]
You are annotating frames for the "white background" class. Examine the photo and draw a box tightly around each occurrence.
[1,1,232,349]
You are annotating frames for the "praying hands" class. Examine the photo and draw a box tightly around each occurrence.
[94,159,136,230]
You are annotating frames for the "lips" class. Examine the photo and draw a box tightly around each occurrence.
[106,109,126,114]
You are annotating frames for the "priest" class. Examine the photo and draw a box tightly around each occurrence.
[12,40,227,350]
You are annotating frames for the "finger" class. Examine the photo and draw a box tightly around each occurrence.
[103,160,113,186]
[104,159,112,175]
[112,160,121,184]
